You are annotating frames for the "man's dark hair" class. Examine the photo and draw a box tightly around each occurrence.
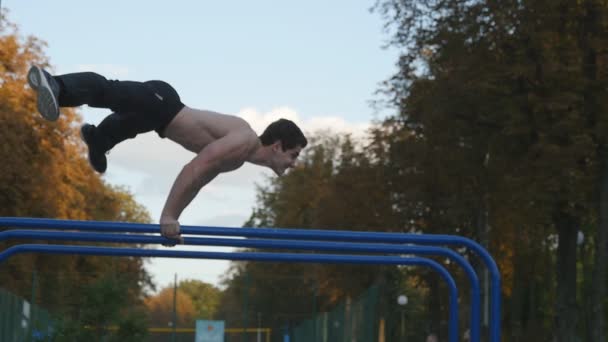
[259,118,308,150]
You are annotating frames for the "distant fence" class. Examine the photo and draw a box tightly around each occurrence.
[0,288,54,342]
[293,285,379,342]
[118,326,271,342]
[0,286,271,342]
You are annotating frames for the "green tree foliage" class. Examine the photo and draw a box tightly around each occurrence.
[246,133,393,292]
[216,1,608,340]
[221,133,404,340]
[247,132,394,232]
[372,0,608,340]
[179,279,222,320]
[51,274,148,342]
[216,261,330,341]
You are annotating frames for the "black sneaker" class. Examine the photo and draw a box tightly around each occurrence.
[27,65,61,121]
[80,124,108,173]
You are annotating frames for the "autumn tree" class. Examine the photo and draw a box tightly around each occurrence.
[0,11,154,339]
[179,279,222,320]
[145,286,197,328]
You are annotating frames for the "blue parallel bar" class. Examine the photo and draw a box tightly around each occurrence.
[0,244,460,342]
[0,217,500,342]
[0,229,481,342]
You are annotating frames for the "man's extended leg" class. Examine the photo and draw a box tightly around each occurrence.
[28,66,182,173]
[28,66,163,121]
[54,71,160,113]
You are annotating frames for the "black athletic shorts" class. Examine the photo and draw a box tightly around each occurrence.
[143,80,186,137]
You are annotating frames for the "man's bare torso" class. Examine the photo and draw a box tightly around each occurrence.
[163,106,256,154]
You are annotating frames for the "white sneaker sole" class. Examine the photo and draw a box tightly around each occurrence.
[27,66,60,122]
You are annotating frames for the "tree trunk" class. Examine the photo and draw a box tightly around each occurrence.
[526,278,542,340]
[510,257,524,342]
[474,194,490,339]
[554,210,579,342]
[581,0,606,337]
[590,146,608,341]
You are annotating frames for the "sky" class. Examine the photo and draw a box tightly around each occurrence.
[3,0,399,291]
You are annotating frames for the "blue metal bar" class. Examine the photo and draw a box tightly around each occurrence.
[0,217,500,342]
[0,244,460,342]
[0,229,481,342]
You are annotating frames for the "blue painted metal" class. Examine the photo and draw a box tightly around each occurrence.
[0,244,460,342]
[0,217,501,341]
[0,229,481,342]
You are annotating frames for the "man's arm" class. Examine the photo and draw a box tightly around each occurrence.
[159,130,258,242]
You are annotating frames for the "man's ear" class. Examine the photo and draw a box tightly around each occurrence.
[271,140,282,151]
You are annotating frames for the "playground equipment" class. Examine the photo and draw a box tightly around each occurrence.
[0,217,501,342]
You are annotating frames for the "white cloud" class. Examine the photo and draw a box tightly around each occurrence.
[237,107,370,139]
[306,116,371,141]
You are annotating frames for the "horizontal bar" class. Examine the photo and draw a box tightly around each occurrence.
[0,229,480,342]
[0,243,460,342]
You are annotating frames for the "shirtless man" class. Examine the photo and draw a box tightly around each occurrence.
[27,66,307,245]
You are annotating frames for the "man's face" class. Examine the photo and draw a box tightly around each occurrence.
[271,143,302,176]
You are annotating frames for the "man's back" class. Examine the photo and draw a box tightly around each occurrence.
[163,106,255,153]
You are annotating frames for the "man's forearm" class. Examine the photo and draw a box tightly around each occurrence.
[161,162,218,220]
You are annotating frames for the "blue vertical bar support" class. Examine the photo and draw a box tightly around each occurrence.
[0,244,460,342]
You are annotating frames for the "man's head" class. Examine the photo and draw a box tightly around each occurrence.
[259,118,308,176]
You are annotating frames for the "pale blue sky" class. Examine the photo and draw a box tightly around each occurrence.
[7,1,396,120]
[4,0,400,289]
